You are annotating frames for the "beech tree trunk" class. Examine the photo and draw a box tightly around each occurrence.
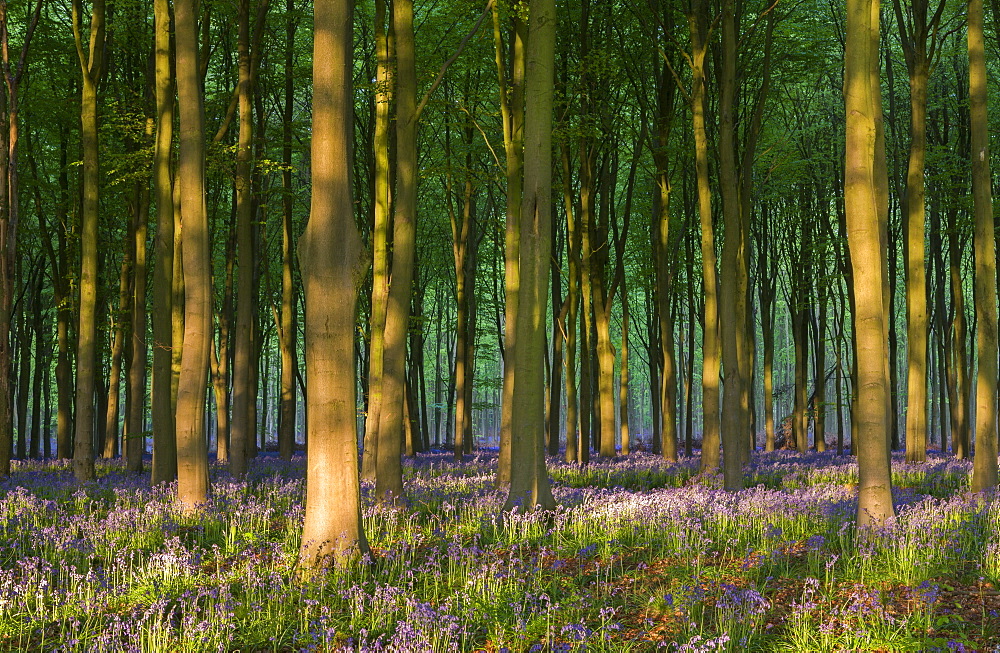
[504,0,557,513]
[298,0,369,566]
[278,0,297,461]
[845,0,894,526]
[688,0,721,472]
[71,0,106,482]
[174,0,212,509]
[150,0,177,484]
[230,0,256,477]
[374,0,417,503]
[968,0,998,492]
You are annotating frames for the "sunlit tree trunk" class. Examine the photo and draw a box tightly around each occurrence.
[688,0,720,472]
[298,0,369,566]
[504,0,557,513]
[845,0,894,526]
[968,0,998,492]
[70,0,106,482]
[174,0,211,509]
[495,4,525,485]
[374,0,417,503]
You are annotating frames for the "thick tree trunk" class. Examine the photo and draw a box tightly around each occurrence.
[71,0,105,482]
[968,0,998,492]
[229,0,256,477]
[899,35,931,463]
[688,0,720,472]
[495,6,525,486]
[150,0,176,484]
[298,0,369,566]
[503,0,557,513]
[175,0,212,509]
[374,0,417,503]
[718,0,747,489]
[845,0,894,526]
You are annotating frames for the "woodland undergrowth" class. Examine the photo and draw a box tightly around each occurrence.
[0,450,998,652]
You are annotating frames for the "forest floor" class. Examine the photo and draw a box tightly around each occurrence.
[0,448,998,652]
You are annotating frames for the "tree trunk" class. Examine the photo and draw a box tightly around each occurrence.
[845,0,894,526]
[503,0,557,513]
[127,179,149,471]
[361,0,392,481]
[619,291,630,455]
[374,0,417,503]
[495,5,525,486]
[688,0,720,472]
[278,0,297,461]
[71,0,105,482]
[298,0,369,566]
[968,0,998,492]
[175,0,212,509]
[150,0,177,484]
[30,282,43,459]
[104,239,132,459]
[718,0,747,489]
[548,219,564,458]
[229,0,256,477]
[561,144,579,464]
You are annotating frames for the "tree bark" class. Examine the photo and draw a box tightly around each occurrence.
[229,0,259,478]
[70,0,106,482]
[361,0,392,481]
[503,0,557,513]
[495,5,525,485]
[298,0,369,566]
[175,0,212,509]
[127,179,149,472]
[717,0,747,489]
[150,0,176,484]
[688,0,720,472]
[845,0,894,526]
[968,0,998,492]
[374,0,417,503]
[104,238,132,459]
[278,0,297,461]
